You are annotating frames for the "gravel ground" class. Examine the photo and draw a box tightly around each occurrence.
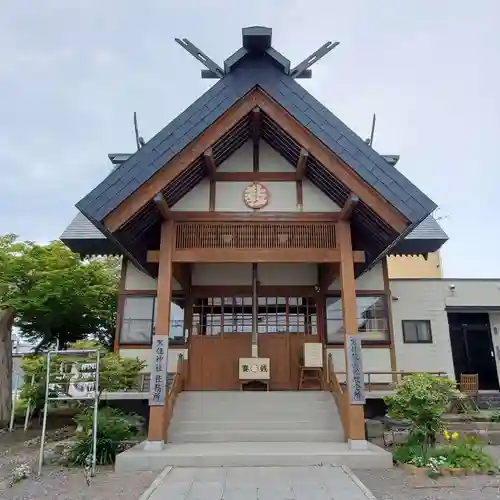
[0,428,155,500]
[0,466,156,500]
[355,467,500,500]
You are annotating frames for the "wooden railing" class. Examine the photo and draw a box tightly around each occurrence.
[326,353,349,441]
[164,353,187,439]
[175,221,336,250]
[334,370,448,392]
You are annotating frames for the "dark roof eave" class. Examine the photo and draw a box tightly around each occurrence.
[77,55,437,227]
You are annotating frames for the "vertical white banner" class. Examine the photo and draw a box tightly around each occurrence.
[346,335,365,405]
[150,336,169,406]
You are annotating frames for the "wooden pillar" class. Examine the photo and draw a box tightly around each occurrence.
[147,220,175,443]
[382,257,398,382]
[337,221,366,441]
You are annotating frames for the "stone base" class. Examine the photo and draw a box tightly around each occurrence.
[143,440,165,452]
[349,439,369,451]
[115,440,393,473]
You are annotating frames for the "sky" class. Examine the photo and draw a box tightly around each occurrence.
[0,1,499,278]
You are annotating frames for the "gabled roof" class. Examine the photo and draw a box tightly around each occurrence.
[70,26,442,272]
[77,29,435,225]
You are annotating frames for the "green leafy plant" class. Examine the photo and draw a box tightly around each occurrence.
[394,431,497,475]
[69,407,140,465]
[385,374,456,448]
[437,434,497,473]
[490,409,500,423]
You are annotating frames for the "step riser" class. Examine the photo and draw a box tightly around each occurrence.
[115,450,392,472]
[168,430,344,443]
[170,421,340,432]
[173,409,338,419]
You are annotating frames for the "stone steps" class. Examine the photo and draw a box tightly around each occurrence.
[114,390,392,471]
[168,429,344,443]
[115,441,393,472]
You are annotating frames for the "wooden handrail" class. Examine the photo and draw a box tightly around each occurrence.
[164,353,187,439]
[326,353,349,441]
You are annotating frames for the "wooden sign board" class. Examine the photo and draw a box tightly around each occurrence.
[346,335,365,405]
[239,358,271,380]
[149,336,169,406]
[304,343,323,368]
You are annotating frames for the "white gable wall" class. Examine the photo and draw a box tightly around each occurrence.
[171,140,340,212]
[329,262,385,292]
[124,261,181,291]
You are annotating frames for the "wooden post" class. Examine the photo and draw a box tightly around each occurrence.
[147,220,175,443]
[337,221,366,441]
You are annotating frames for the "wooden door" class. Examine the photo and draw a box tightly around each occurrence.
[258,335,291,390]
[187,333,252,390]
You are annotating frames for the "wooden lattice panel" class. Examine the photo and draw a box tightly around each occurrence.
[175,222,336,250]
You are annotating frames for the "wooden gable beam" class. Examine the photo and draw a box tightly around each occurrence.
[252,107,261,143]
[253,92,408,234]
[154,193,171,219]
[103,89,260,233]
[339,194,359,221]
[203,148,217,179]
[296,149,309,180]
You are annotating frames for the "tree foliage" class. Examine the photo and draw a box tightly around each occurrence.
[0,234,121,424]
[385,373,457,447]
[0,235,120,349]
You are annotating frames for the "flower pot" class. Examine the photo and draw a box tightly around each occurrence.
[448,467,467,476]
[400,463,429,477]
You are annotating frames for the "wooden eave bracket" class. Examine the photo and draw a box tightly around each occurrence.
[154,193,171,220]
[339,194,359,221]
[296,149,309,180]
[172,263,191,290]
[203,148,217,180]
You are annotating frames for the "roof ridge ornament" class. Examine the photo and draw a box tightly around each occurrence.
[175,27,339,80]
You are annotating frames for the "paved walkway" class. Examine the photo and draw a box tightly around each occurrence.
[141,465,375,500]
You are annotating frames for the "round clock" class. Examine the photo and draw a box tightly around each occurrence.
[243,182,270,209]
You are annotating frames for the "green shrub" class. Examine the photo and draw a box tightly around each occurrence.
[385,373,456,447]
[69,407,139,466]
[393,433,497,474]
[490,410,500,423]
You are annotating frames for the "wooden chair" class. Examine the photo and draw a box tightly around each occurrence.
[460,373,480,410]
[299,366,323,390]
[449,373,480,413]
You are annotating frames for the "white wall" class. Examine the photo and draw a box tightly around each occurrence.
[191,263,317,286]
[171,140,340,212]
[327,347,392,383]
[329,262,385,291]
[124,261,181,291]
[192,264,252,286]
[119,348,188,374]
[171,178,210,211]
[389,280,455,378]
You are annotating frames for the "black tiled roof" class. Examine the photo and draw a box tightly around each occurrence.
[77,38,436,227]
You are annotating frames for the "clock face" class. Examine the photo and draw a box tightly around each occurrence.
[243,183,269,209]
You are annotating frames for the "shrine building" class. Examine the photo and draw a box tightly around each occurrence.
[61,27,452,463]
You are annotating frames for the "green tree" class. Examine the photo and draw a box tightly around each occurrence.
[385,373,457,448]
[0,235,120,425]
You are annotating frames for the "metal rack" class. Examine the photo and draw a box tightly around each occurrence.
[38,349,101,476]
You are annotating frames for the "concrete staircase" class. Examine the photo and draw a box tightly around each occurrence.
[168,391,344,444]
[115,391,393,472]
